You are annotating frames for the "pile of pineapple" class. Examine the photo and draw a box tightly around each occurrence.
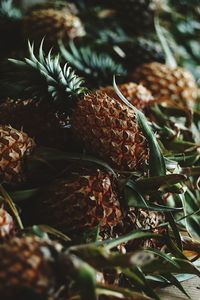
[0,0,200,299]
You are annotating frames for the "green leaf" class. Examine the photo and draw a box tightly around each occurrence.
[113,76,166,177]
[155,17,177,68]
[161,274,190,298]
[180,190,200,239]
[113,78,182,250]
[141,256,200,276]
[78,262,97,300]
[123,268,160,300]
[9,188,39,202]
[36,147,118,178]
[135,174,187,192]
[98,230,162,251]
[125,181,181,212]
[0,185,23,230]
[144,249,179,268]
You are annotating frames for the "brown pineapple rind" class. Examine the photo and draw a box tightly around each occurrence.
[131,62,198,107]
[22,8,85,47]
[0,125,35,183]
[34,167,122,233]
[98,83,154,111]
[72,92,149,172]
[0,236,65,299]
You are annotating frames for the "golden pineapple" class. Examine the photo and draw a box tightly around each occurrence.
[98,82,154,111]
[0,235,66,299]
[131,62,198,108]
[103,208,166,252]
[72,92,150,172]
[22,8,85,47]
[34,165,122,234]
[0,207,15,240]
[0,125,35,184]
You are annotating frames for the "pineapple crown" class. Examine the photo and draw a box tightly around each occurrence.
[0,0,22,21]
[59,41,127,88]
[1,40,87,110]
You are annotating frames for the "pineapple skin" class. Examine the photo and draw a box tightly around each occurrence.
[131,62,198,108]
[98,83,154,111]
[34,166,122,233]
[72,92,149,172]
[22,8,85,47]
[0,235,65,299]
[0,125,35,184]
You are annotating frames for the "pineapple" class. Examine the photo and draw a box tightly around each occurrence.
[131,62,198,108]
[113,208,166,252]
[22,7,85,48]
[0,125,35,184]
[72,91,149,171]
[33,165,122,234]
[0,235,67,299]
[1,42,150,172]
[0,207,15,240]
[98,82,154,111]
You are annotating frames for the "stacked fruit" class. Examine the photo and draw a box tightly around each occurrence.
[0,0,199,299]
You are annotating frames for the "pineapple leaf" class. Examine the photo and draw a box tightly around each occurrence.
[35,147,118,178]
[97,230,162,250]
[125,180,181,212]
[0,184,23,230]
[2,40,87,110]
[78,262,96,300]
[0,0,22,20]
[180,190,200,240]
[97,284,152,300]
[113,77,182,250]
[59,40,126,87]
[160,273,190,298]
[122,268,160,300]
[113,76,166,177]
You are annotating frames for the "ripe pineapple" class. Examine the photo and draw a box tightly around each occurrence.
[1,42,150,172]
[22,7,85,48]
[0,207,15,240]
[98,82,154,111]
[114,208,166,251]
[0,235,67,299]
[100,207,166,252]
[72,91,149,171]
[131,62,198,108]
[0,125,35,184]
[33,165,122,234]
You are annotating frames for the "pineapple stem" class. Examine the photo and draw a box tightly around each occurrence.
[0,184,24,230]
[154,16,177,68]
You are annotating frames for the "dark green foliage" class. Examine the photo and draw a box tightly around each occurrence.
[0,40,87,110]
[59,41,127,88]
